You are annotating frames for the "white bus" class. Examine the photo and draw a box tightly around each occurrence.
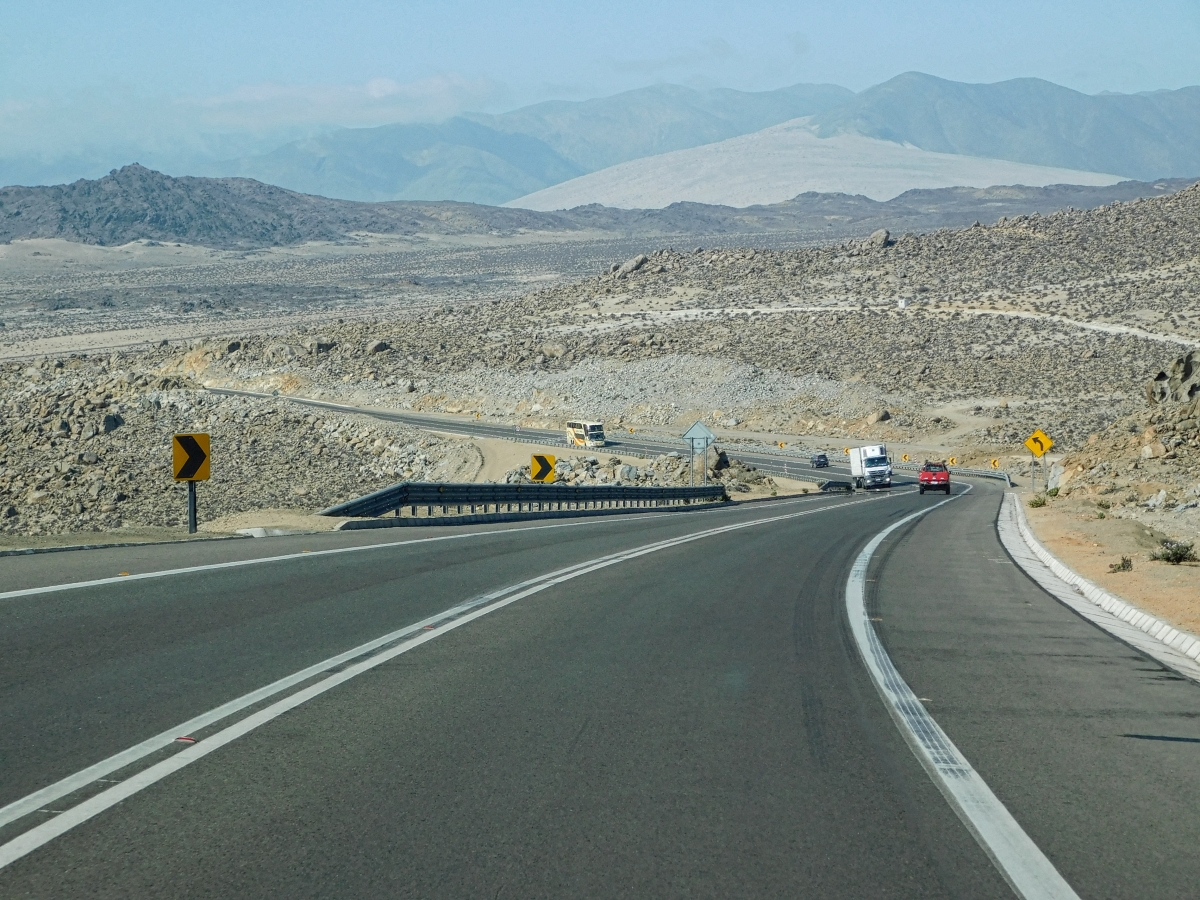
[566,421,607,448]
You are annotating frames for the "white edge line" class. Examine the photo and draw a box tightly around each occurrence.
[0,492,837,603]
[0,491,896,868]
[845,486,1081,900]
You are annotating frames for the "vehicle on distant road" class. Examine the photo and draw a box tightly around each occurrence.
[849,444,892,489]
[566,420,607,448]
[810,453,829,468]
[918,461,951,494]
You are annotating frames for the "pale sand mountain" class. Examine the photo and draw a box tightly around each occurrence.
[508,119,1124,211]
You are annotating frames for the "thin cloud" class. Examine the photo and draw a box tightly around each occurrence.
[787,32,811,56]
[0,74,507,178]
[605,38,736,75]
[194,74,505,129]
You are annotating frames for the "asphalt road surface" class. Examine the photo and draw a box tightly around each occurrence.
[1,481,1197,898]
[209,388,851,481]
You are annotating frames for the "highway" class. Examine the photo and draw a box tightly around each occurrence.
[209,388,850,481]
[1,481,1198,898]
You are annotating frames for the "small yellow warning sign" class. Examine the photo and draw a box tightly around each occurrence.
[1024,429,1054,458]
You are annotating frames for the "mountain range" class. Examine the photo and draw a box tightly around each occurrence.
[1,163,1193,250]
[177,73,1200,207]
[200,83,852,205]
[509,119,1123,211]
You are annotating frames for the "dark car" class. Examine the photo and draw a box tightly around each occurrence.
[811,453,829,468]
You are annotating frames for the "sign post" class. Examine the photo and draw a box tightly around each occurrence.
[1023,429,1054,493]
[173,433,210,533]
[682,422,717,487]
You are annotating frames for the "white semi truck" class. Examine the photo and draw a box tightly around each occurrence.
[849,444,892,489]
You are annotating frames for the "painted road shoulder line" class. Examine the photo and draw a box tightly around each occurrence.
[0,493,835,602]
[998,493,1200,684]
[0,492,898,867]
[846,487,1082,900]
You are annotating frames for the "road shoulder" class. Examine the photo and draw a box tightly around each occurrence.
[1000,492,1200,684]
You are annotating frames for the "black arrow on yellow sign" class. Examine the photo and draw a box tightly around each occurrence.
[530,454,556,483]
[173,433,210,481]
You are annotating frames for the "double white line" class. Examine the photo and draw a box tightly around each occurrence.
[0,492,889,870]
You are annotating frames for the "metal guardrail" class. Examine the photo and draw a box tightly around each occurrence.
[892,462,1012,487]
[319,481,729,519]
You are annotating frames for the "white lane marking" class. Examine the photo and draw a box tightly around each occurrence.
[0,493,833,602]
[0,491,898,867]
[846,488,1081,900]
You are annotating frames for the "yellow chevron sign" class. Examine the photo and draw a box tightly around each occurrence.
[531,454,556,482]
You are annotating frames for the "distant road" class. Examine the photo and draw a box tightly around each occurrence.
[209,388,860,481]
[2,481,1197,897]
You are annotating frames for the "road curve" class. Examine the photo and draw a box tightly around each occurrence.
[1,481,1196,898]
[208,387,853,481]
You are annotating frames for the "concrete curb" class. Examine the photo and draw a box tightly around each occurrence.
[998,493,1200,684]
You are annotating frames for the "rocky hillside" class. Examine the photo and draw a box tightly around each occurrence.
[153,181,1196,449]
[1,164,1193,250]
[4,175,1198,541]
[0,353,481,536]
[1034,352,1200,546]
[0,164,576,249]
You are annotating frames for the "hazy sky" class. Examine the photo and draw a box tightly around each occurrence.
[2,1,1198,180]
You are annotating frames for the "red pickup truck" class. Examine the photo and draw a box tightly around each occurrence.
[918,462,951,494]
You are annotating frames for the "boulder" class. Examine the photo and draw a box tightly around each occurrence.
[366,340,390,354]
[617,254,648,277]
[264,343,296,364]
[865,408,891,425]
[305,337,337,354]
[1140,441,1167,459]
[705,445,730,471]
[1147,351,1200,404]
[867,228,890,248]
[100,413,123,434]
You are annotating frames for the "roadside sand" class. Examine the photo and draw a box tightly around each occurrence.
[1023,492,1200,635]
[200,508,347,534]
[470,437,580,483]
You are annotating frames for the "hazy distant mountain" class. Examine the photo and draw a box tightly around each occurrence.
[467,82,854,171]
[6,75,1200,206]
[3,164,1192,250]
[212,75,1200,206]
[212,83,852,204]
[208,118,584,205]
[510,119,1122,210]
[809,72,1200,180]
